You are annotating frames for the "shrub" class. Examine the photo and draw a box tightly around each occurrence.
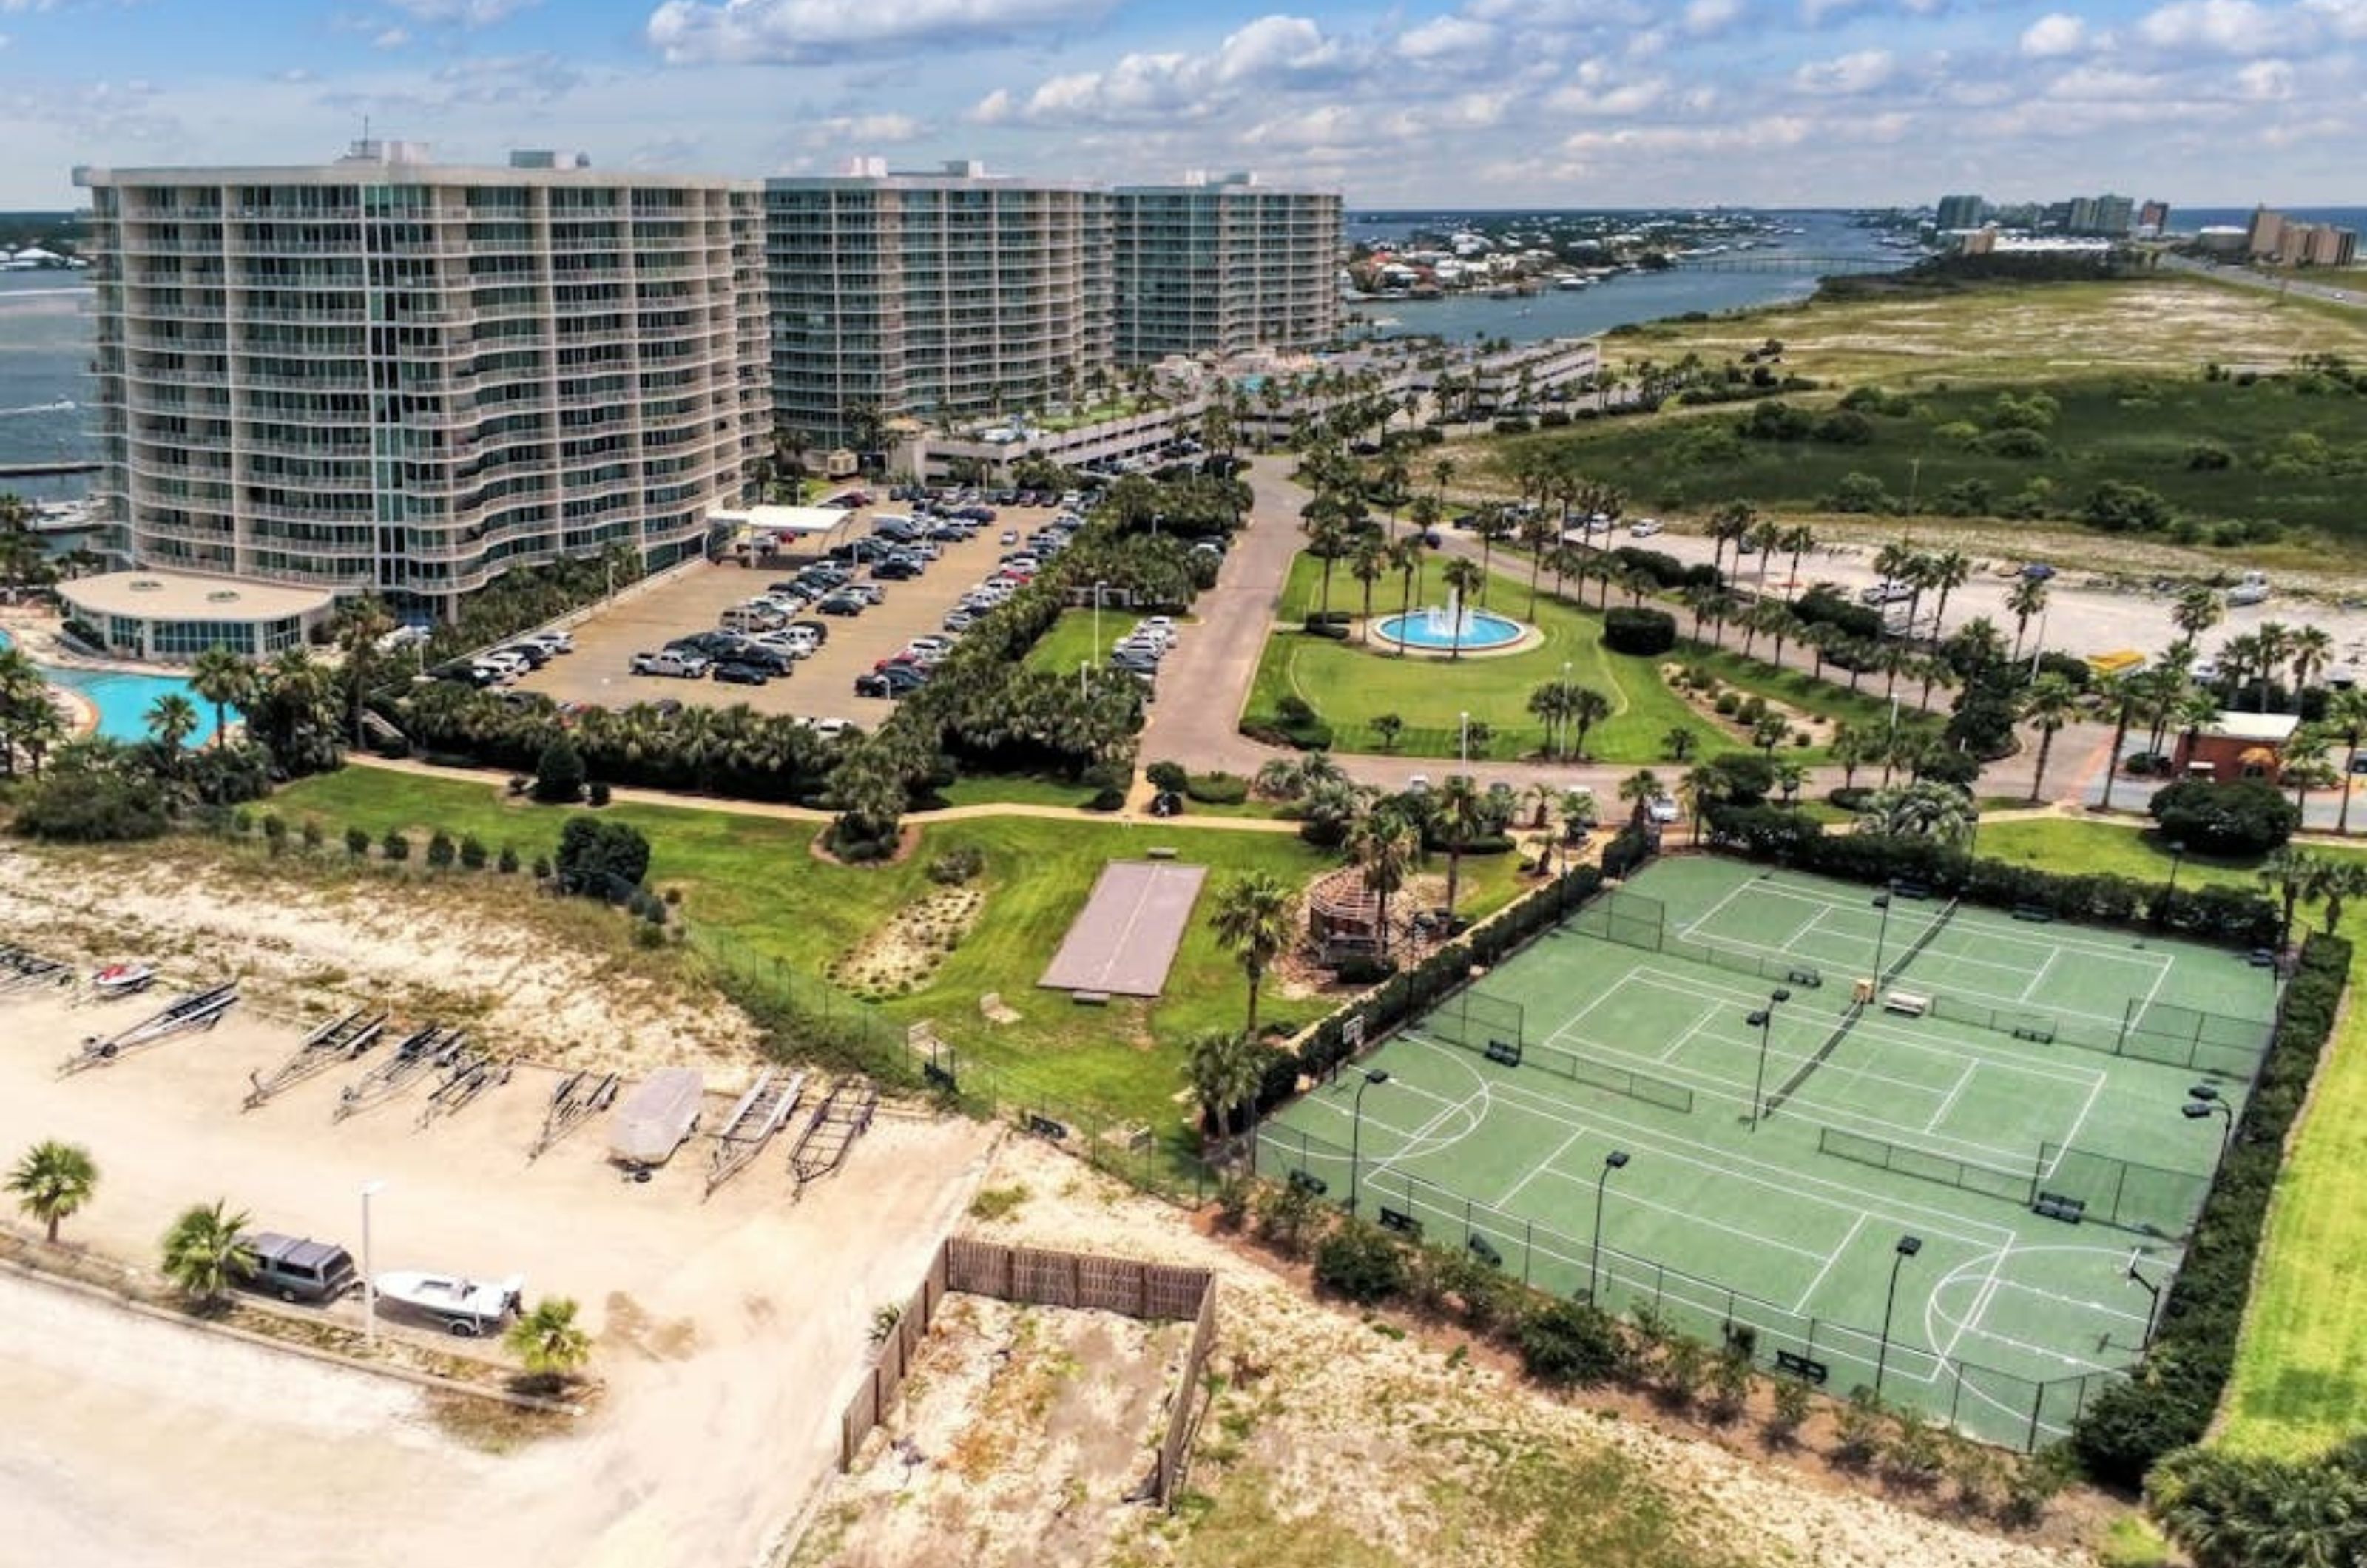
[554,816,651,900]
[425,830,457,869]
[1713,692,1741,716]
[1602,606,1677,656]
[344,825,371,858]
[532,737,587,805]
[1085,786,1125,811]
[459,833,488,871]
[497,844,520,874]
[1334,953,1398,985]
[1314,1221,1405,1304]
[1519,1298,1626,1386]
[299,819,324,854]
[586,780,612,808]
[2149,777,2299,856]
[380,829,411,862]
[927,845,985,885]
[1144,760,1189,793]
[1186,771,1252,805]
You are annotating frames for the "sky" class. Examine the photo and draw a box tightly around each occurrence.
[0,0,2360,210]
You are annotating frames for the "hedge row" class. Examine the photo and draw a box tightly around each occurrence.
[1602,606,1677,657]
[1702,807,2283,949]
[2071,933,2351,1486]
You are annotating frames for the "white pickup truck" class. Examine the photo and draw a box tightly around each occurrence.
[2226,571,2270,607]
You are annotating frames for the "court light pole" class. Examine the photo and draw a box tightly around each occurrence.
[2183,1084,2234,1160]
[1746,986,1793,1129]
[1869,891,1894,987]
[2163,839,2188,905]
[2127,1255,2165,1351]
[1589,1149,1630,1302]
[360,1180,386,1347]
[1874,1233,1922,1396]
[1347,1069,1391,1217]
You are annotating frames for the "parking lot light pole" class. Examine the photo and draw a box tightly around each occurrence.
[1093,578,1108,659]
[1746,986,1793,1129]
[1347,1070,1391,1217]
[1875,1234,1922,1396]
[361,1180,385,1346]
[1590,1150,1630,1302]
[2164,839,2188,905]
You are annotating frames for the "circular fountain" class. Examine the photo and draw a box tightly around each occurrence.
[1374,590,1527,654]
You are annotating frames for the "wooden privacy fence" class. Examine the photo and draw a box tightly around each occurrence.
[838,1237,1218,1507]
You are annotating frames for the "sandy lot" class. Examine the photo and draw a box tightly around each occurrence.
[514,502,1077,726]
[0,847,998,1568]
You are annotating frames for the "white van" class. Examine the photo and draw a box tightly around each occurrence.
[720,604,785,633]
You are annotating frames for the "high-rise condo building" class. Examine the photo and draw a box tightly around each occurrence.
[763,161,1111,452]
[76,141,767,618]
[1935,194,1985,231]
[1112,172,1343,363]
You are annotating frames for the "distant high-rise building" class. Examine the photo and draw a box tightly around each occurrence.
[2090,194,2134,237]
[2246,205,2285,258]
[1112,172,1343,363]
[763,161,1112,452]
[76,142,768,618]
[1935,193,1985,230]
[2138,200,2171,237]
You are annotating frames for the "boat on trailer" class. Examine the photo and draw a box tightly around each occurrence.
[90,962,156,999]
[371,1270,525,1336]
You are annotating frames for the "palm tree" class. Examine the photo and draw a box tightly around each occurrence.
[1922,549,1972,640]
[1619,768,1665,830]
[1862,781,1976,847]
[145,692,200,761]
[1568,685,1611,761]
[1210,872,1298,1035]
[1348,535,1388,643]
[1778,524,1817,599]
[329,595,396,748]
[7,1140,98,1243]
[2095,672,2142,812]
[1752,712,1792,757]
[2290,625,2335,697]
[1439,558,1487,660]
[160,1199,257,1305]
[1679,766,1720,846]
[1663,725,1698,763]
[2283,727,2340,820]
[507,1295,594,1380]
[1831,721,1875,791]
[2006,575,2050,663]
[188,644,255,751]
[2258,847,2319,948]
[1708,502,1756,581]
[1389,535,1425,658]
[1303,508,1354,623]
[1184,1029,1269,1138]
[2172,584,2224,652]
[2326,686,2367,834]
[1473,508,1516,595]
[1432,773,1485,919]
[2020,673,2081,802]
[1526,681,1570,760]
[1347,807,1419,952]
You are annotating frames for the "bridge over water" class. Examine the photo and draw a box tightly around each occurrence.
[1665,253,1911,275]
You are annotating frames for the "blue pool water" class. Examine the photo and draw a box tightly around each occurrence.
[1376,608,1525,652]
[0,628,216,745]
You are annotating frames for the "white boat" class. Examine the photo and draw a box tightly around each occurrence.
[90,962,155,998]
[372,1270,524,1336]
[608,1067,705,1169]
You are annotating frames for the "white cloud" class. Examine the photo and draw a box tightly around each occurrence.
[2300,0,2367,38]
[1683,0,1744,35]
[388,0,540,24]
[968,13,1356,126]
[1544,67,1669,114]
[800,112,926,147]
[2135,0,2290,54]
[0,0,53,13]
[374,27,411,49]
[646,0,1113,64]
[1801,0,1871,24]
[2019,13,2087,56]
[1792,47,1894,93]
[2235,55,2297,95]
[1397,15,1495,61]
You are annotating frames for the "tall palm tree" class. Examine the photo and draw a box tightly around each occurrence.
[1432,773,1486,918]
[1439,558,1487,660]
[2324,686,2367,835]
[145,692,200,754]
[1679,765,1721,846]
[1347,807,1419,953]
[1778,524,1817,600]
[1863,781,1976,846]
[2006,575,2050,663]
[2258,847,2319,948]
[1831,721,1875,791]
[1388,535,1425,658]
[2172,584,2224,652]
[1708,502,1756,581]
[2290,625,2335,697]
[1526,681,1570,760]
[1619,768,1665,829]
[160,1199,257,1305]
[1348,534,1388,643]
[1567,685,1612,761]
[2020,673,2082,802]
[1922,549,1972,641]
[188,644,255,751]
[507,1296,594,1380]
[1210,872,1298,1035]
[7,1140,98,1243]
[2094,672,2141,812]
[1473,508,1515,595]
[1184,1029,1268,1138]
[1519,513,1559,618]
[2283,726,2339,819]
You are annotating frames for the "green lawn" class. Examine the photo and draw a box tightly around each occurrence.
[1245,551,1737,764]
[1020,608,1117,680]
[1677,646,1902,735]
[1980,816,2367,1459]
[1484,368,2367,542]
[271,767,1522,1130]
[931,773,1102,810]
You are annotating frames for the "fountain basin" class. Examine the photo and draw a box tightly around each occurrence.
[1374,609,1526,652]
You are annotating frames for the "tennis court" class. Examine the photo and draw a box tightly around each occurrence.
[1260,856,2282,1449]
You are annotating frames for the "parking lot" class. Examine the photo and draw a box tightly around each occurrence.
[509,501,1078,726]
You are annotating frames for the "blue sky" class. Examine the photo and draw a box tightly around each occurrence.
[0,0,2360,208]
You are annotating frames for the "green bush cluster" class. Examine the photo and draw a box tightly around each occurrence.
[1601,606,1677,656]
[2148,778,2300,856]
[1184,771,1251,805]
[925,845,985,885]
[2073,934,2351,1487]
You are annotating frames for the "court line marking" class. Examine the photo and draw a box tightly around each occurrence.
[1790,1212,1866,1315]
[1717,878,2195,968]
[2017,948,2061,1004]
[1939,1240,2016,1365]
[2044,1072,2109,1180]
[1678,874,1763,943]
[1495,1121,1590,1209]
[1530,1161,1841,1265]
[1926,1063,1976,1132]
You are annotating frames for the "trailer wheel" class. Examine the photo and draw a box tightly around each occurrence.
[447,1321,480,1339]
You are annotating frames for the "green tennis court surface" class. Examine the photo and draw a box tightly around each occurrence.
[1260,856,2281,1450]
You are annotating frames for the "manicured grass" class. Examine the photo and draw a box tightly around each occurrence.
[931,773,1101,810]
[1677,646,1901,736]
[271,766,1522,1129]
[1246,551,1732,764]
[1020,608,1116,679]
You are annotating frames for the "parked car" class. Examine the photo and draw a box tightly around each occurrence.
[519,629,573,655]
[854,668,925,699]
[2227,570,2271,607]
[789,619,829,643]
[1647,795,1681,824]
[816,592,867,616]
[631,650,709,677]
[871,556,922,581]
[1629,517,1664,538]
[241,1232,360,1304]
[1859,580,1914,606]
[711,662,769,687]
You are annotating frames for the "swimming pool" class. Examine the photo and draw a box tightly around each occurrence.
[0,628,216,745]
